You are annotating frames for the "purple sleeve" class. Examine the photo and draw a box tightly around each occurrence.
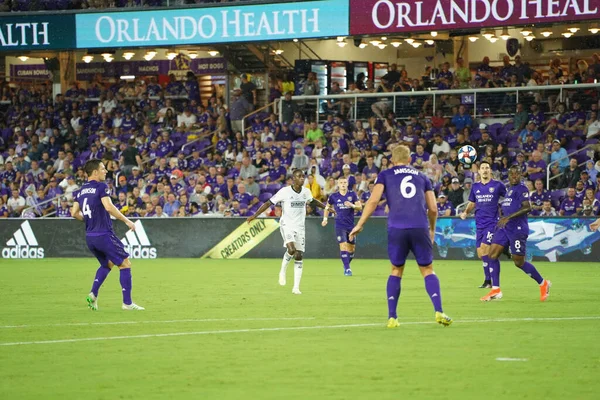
[468,187,475,203]
[423,175,433,192]
[499,183,507,197]
[559,200,566,211]
[98,182,110,198]
[327,195,334,205]
[375,171,386,188]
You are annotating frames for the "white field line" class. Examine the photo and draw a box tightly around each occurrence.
[0,317,318,329]
[496,358,528,362]
[1,315,598,330]
[0,316,599,347]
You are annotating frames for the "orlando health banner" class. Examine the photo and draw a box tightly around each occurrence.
[350,0,598,35]
[75,0,349,49]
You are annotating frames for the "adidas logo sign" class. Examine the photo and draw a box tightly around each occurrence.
[2,221,45,259]
[120,220,157,259]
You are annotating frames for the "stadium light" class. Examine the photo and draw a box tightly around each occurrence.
[18,56,29,62]
[377,43,387,49]
[208,50,219,56]
[337,41,347,48]
[430,31,438,37]
[405,38,414,44]
[482,29,495,40]
[82,55,93,63]
[390,41,401,47]
[425,40,435,45]
[369,40,381,46]
[412,41,421,48]
[167,52,178,60]
[589,23,599,34]
[120,75,135,80]
[122,52,135,60]
[188,52,198,59]
[540,28,553,37]
[358,43,367,49]
[525,35,535,42]
[562,32,574,38]
[500,27,511,40]
[567,24,580,33]
[468,35,478,42]
[488,36,498,43]
[520,28,532,36]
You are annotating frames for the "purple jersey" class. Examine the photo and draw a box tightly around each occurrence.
[377,166,432,229]
[560,198,580,216]
[469,180,506,229]
[328,191,359,229]
[500,183,530,231]
[75,180,114,235]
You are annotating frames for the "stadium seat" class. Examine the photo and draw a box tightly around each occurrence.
[259,193,272,203]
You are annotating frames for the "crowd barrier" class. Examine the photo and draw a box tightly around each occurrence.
[1,217,599,262]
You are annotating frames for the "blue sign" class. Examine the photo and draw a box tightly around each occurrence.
[75,0,349,49]
[435,217,600,262]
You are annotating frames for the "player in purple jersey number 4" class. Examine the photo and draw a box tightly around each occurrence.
[350,145,452,328]
[460,161,506,289]
[484,166,551,302]
[72,159,145,311]
[322,177,363,276]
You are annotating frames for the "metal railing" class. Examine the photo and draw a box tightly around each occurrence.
[546,144,596,189]
[241,101,276,135]
[21,193,63,219]
[280,82,600,124]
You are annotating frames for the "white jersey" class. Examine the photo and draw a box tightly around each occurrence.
[270,186,313,229]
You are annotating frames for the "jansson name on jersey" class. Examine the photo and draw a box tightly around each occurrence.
[290,201,306,208]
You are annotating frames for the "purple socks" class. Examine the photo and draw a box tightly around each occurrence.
[488,258,501,287]
[482,255,492,281]
[520,262,544,284]
[386,276,401,318]
[91,266,111,297]
[424,274,443,313]
[120,268,132,305]
[340,251,351,271]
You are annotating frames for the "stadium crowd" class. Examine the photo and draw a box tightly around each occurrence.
[1,54,600,220]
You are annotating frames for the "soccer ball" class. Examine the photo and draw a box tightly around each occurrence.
[458,145,478,165]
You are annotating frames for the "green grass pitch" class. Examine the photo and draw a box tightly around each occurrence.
[0,258,599,400]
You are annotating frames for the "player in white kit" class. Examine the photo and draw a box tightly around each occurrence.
[247,169,333,294]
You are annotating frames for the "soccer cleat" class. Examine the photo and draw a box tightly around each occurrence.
[479,280,492,289]
[387,318,400,328]
[122,303,145,310]
[435,312,453,326]
[86,293,98,311]
[279,273,286,286]
[540,280,552,302]
[292,288,302,295]
[480,288,503,301]
[344,269,353,277]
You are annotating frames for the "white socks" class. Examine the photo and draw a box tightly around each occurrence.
[293,260,303,290]
[281,252,293,275]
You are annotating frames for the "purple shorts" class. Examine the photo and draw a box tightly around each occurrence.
[491,228,527,256]
[86,233,129,268]
[476,225,496,248]
[387,227,433,267]
[335,227,356,245]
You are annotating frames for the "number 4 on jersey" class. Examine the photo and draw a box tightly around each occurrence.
[82,198,92,219]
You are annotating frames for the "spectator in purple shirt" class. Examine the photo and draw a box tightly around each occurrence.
[530,179,550,215]
[436,193,453,216]
[527,151,546,182]
[411,144,430,170]
[559,187,582,216]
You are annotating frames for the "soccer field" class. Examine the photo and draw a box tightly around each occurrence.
[0,258,598,400]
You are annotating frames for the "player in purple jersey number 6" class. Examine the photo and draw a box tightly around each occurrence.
[484,166,551,302]
[322,177,362,276]
[350,145,452,328]
[72,159,145,311]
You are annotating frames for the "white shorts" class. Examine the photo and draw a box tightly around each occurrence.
[280,225,305,252]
